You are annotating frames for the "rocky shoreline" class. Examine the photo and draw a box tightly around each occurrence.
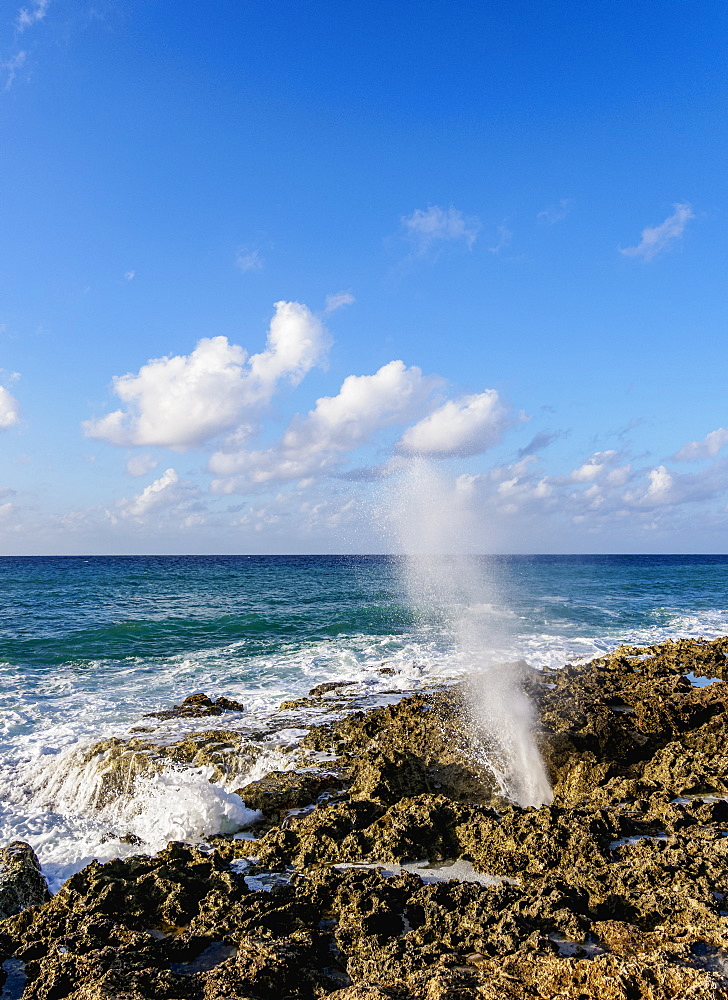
[2,636,728,999]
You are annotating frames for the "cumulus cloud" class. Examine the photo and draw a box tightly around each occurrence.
[324,291,355,313]
[246,301,330,389]
[0,385,20,429]
[85,337,248,449]
[126,453,159,477]
[449,458,557,520]
[620,203,694,261]
[673,428,728,462]
[112,468,205,528]
[281,361,436,456]
[384,439,728,546]
[397,390,509,458]
[84,301,329,450]
[642,465,673,503]
[570,450,619,482]
[233,490,359,539]
[623,459,728,511]
[115,469,181,519]
[209,360,439,487]
[401,205,480,255]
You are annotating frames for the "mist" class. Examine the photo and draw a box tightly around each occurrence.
[387,458,552,808]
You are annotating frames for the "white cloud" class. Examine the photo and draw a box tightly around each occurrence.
[3,50,26,91]
[16,0,50,31]
[233,490,359,539]
[397,390,509,458]
[401,205,480,255]
[84,301,329,450]
[126,454,159,477]
[85,337,248,449]
[124,270,135,282]
[112,468,205,528]
[605,465,632,487]
[282,361,436,456]
[446,458,560,521]
[324,291,355,313]
[0,385,20,429]
[673,427,728,462]
[386,443,728,547]
[620,203,694,261]
[246,300,330,390]
[235,248,263,273]
[643,465,673,503]
[209,360,439,487]
[623,459,728,511]
[570,450,619,482]
[116,469,180,519]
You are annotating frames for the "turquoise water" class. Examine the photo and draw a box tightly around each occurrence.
[1,554,727,887]
[4,553,728,664]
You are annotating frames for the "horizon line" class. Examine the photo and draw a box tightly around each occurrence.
[1,552,727,559]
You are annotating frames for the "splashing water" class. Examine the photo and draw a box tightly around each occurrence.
[388,458,552,808]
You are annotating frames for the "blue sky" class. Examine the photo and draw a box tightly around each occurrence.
[1,0,727,554]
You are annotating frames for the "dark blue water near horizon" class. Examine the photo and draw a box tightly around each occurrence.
[1,553,727,665]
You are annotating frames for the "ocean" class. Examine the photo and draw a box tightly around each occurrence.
[1,553,727,891]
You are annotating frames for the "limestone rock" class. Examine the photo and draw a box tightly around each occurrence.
[146,692,245,720]
[235,769,344,819]
[0,841,49,920]
[5,637,728,999]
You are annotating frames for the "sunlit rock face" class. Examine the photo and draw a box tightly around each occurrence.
[3,637,728,999]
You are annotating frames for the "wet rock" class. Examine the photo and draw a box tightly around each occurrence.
[0,842,49,920]
[6,637,728,999]
[235,769,345,820]
[75,729,260,808]
[214,695,246,712]
[327,987,406,1000]
[146,692,245,720]
[303,690,499,806]
[308,681,357,697]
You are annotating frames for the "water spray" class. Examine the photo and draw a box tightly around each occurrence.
[388,458,552,808]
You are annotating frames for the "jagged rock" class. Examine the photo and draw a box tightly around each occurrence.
[308,680,357,697]
[349,751,436,804]
[146,692,245,720]
[75,729,260,808]
[235,769,345,819]
[4,637,728,999]
[0,842,49,919]
[328,987,406,1000]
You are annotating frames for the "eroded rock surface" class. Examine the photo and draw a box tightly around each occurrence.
[0,842,49,921]
[3,637,728,999]
[146,692,246,721]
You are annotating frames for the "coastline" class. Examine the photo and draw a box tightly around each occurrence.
[2,636,728,998]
